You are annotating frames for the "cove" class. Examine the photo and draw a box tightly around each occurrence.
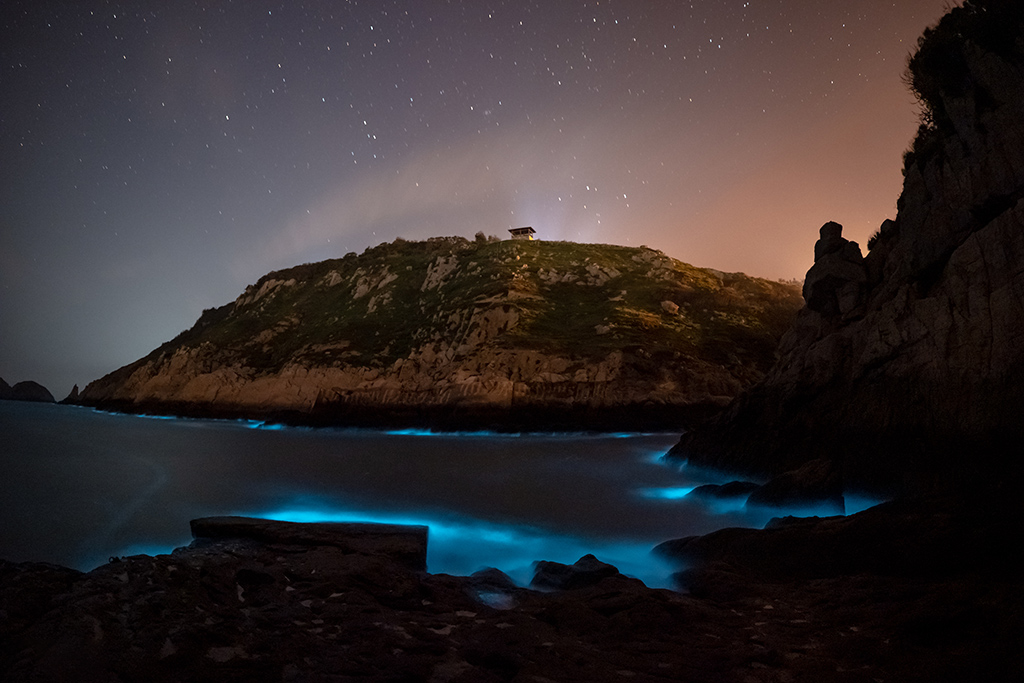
[0,401,882,587]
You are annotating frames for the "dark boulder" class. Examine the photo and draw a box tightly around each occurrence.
[745,458,845,513]
[190,516,429,571]
[687,480,760,500]
[656,493,1023,586]
[530,554,621,590]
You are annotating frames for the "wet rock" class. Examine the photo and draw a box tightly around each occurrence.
[745,458,845,513]
[688,480,760,500]
[3,511,1022,682]
[530,554,623,590]
[190,517,428,571]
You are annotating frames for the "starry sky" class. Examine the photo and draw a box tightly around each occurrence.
[2,0,951,397]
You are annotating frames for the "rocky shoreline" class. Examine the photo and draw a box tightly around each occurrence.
[7,3,1024,680]
[79,396,724,434]
[3,507,1021,682]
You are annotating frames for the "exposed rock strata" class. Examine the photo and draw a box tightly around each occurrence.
[672,1,1024,493]
[77,239,801,430]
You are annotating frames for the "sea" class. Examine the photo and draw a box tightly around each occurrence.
[0,401,881,588]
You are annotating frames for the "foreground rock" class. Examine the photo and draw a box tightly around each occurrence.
[672,1,1024,495]
[189,517,429,571]
[3,513,1021,682]
[75,238,801,431]
[656,495,1024,681]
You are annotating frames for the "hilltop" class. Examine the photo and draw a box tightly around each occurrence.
[77,237,801,430]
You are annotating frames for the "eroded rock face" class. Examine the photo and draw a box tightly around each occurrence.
[672,3,1024,494]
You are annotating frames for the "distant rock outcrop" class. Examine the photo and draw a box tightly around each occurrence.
[0,378,55,403]
[60,384,79,404]
[671,0,1024,495]
[76,239,802,431]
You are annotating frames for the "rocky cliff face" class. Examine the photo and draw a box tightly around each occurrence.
[79,238,801,430]
[673,0,1024,493]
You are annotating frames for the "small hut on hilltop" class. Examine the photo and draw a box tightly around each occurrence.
[508,226,536,240]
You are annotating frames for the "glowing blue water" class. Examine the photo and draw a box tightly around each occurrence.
[637,485,699,499]
[0,402,884,587]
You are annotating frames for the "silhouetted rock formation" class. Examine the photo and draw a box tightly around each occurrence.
[0,378,55,403]
[530,554,620,591]
[672,0,1024,495]
[60,384,79,404]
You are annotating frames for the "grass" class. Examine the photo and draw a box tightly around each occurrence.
[160,237,803,375]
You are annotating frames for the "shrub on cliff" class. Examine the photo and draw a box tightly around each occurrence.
[903,0,1024,171]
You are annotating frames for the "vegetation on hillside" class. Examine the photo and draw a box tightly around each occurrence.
[903,0,1024,172]
[154,237,802,375]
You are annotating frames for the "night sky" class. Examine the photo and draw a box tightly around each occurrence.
[2,1,950,397]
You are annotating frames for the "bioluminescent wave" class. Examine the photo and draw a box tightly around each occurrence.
[2,403,885,585]
[636,487,697,500]
[248,502,679,588]
[636,459,888,524]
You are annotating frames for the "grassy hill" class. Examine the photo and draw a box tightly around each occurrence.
[167,236,800,373]
[81,236,803,430]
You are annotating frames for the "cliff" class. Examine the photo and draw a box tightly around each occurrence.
[672,0,1024,494]
[78,238,801,430]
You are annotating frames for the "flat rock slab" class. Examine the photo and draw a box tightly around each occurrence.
[190,516,428,571]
